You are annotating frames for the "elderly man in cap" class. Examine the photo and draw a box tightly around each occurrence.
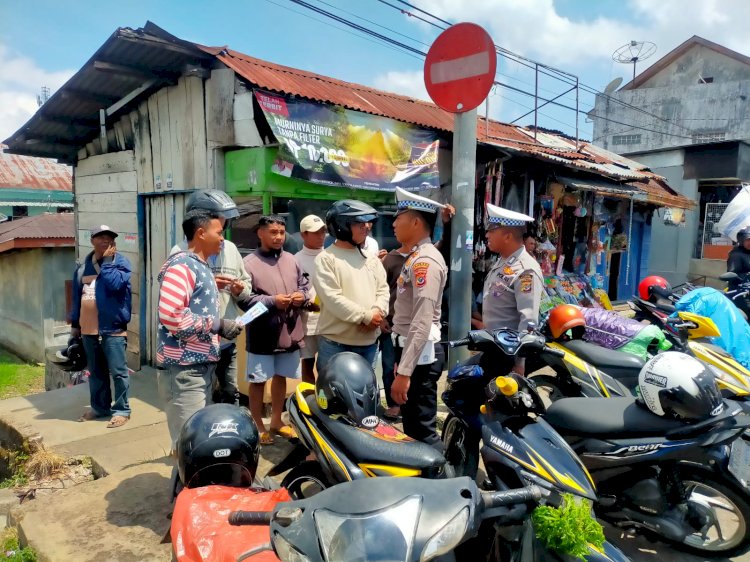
[71,225,133,427]
[482,204,544,375]
[390,187,449,450]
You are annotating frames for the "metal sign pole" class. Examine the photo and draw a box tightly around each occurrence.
[448,108,478,367]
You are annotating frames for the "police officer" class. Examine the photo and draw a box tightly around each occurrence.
[482,204,544,375]
[390,188,448,450]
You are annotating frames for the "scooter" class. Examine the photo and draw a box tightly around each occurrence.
[719,271,750,321]
[225,476,545,562]
[441,329,629,561]
[447,328,750,557]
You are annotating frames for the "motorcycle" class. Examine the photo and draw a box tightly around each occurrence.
[225,476,545,562]
[441,329,630,561]
[446,328,750,557]
[270,381,445,497]
[720,271,750,321]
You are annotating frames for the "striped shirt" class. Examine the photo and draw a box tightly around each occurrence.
[156,251,220,367]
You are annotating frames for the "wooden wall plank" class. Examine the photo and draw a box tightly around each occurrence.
[76,151,135,177]
[148,94,163,191]
[156,88,172,191]
[187,75,208,187]
[76,171,137,194]
[179,76,195,188]
[205,68,235,146]
[113,121,126,151]
[167,81,185,190]
[76,192,137,213]
[129,102,155,193]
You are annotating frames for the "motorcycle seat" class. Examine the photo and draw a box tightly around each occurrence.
[562,340,645,375]
[545,397,685,437]
[305,395,446,471]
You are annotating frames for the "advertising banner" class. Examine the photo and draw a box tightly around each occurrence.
[255,90,440,191]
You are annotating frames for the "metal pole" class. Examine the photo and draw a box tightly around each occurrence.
[575,77,579,151]
[534,64,538,140]
[485,95,490,139]
[447,108,478,368]
[625,195,634,284]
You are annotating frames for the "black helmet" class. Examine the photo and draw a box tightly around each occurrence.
[316,352,379,428]
[177,404,260,488]
[325,200,378,246]
[51,336,87,371]
[185,189,239,220]
[737,226,750,245]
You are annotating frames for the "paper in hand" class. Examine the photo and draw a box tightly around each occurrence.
[235,302,269,326]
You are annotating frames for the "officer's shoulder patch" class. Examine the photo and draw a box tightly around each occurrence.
[519,272,533,293]
[413,261,430,287]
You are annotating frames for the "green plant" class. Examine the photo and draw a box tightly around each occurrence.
[532,493,605,560]
[1,528,37,561]
[0,450,29,489]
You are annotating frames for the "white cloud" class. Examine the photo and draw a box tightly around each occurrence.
[372,70,431,102]
[0,44,74,142]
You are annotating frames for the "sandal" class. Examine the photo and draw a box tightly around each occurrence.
[382,407,402,422]
[270,425,297,439]
[260,431,275,446]
[107,415,130,428]
[78,410,99,422]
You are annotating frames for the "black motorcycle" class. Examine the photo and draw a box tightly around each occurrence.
[446,328,750,557]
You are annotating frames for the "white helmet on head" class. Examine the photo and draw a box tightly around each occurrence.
[638,351,724,422]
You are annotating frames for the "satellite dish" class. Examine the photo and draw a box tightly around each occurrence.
[603,77,623,94]
[613,40,657,82]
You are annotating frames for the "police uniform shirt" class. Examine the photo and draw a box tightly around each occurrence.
[392,238,447,376]
[482,246,544,331]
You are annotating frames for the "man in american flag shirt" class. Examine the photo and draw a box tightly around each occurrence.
[156,209,243,449]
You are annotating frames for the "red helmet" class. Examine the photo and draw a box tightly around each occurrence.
[548,305,586,339]
[638,275,671,300]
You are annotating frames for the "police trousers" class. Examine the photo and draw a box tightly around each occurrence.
[394,341,446,452]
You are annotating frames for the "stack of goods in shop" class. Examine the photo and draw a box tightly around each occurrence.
[540,273,612,314]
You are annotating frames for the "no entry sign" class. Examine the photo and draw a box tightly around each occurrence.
[424,23,497,113]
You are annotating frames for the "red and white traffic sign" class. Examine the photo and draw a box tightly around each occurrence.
[424,23,497,113]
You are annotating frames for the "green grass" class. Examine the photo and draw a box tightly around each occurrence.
[1,528,37,561]
[0,349,44,400]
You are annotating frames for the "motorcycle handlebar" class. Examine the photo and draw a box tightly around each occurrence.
[481,485,543,509]
[228,510,273,526]
[448,337,471,348]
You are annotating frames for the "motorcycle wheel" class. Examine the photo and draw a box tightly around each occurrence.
[670,466,750,556]
[529,374,578,407]
[442,415,479,479]
[280,460,330,499]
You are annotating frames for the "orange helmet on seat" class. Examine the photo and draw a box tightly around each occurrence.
[638,275,670,301]
[548,305,586,339]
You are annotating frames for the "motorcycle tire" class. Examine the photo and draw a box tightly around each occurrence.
[529,374,580,406]
[280,460,330,500]
[663,466,750,557]
[441,415,479,480]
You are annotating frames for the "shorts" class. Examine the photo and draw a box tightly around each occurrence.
[246,351,301,383]
[300,335,319,360]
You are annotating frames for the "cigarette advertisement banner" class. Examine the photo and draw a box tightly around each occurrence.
[255,90,440,192]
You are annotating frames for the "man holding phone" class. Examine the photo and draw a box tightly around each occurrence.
[72,225,132,428]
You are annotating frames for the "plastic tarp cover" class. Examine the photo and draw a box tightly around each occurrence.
[581,308,671,360]
[171,486,290,562]
[674,287,750,369]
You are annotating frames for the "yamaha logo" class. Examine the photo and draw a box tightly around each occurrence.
[490,435,514,454]
[209,422,239,438]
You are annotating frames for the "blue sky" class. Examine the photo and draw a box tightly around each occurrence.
[2,0,749,142]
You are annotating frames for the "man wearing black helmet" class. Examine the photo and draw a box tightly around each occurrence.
[171,189,252,405]
[727,226,750,317]
[313,200,389,374]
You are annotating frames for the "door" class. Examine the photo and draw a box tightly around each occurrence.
[143,192,190,364]
[617,219,644,301]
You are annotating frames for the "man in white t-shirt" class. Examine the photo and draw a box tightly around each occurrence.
[362,221,379,257]
[294,214,326,384]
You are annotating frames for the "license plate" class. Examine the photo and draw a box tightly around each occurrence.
[729,438,750,487]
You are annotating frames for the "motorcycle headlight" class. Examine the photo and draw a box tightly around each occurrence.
[314,496,421,562]
[273,533,311,562]
[420,506,469,561]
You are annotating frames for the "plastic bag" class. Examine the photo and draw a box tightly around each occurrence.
[717,184,750,242]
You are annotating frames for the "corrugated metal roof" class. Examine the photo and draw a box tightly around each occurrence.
[0,147,72,191]
[0,213,75,245]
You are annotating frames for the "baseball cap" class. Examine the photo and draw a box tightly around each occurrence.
[300,214,325,233]
[90,225,118,238]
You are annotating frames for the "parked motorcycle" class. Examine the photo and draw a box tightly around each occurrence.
[226,476,544,562]
[720,271,750,320]
[445,328,750,556]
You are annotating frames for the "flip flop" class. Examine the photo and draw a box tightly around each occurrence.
[260,431,275,446]
[107,415,130,428]
[78,410,99,422]
[382,407,402,422]
[270,425,297,439]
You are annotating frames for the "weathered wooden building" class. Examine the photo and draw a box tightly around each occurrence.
[4,23,691,370]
